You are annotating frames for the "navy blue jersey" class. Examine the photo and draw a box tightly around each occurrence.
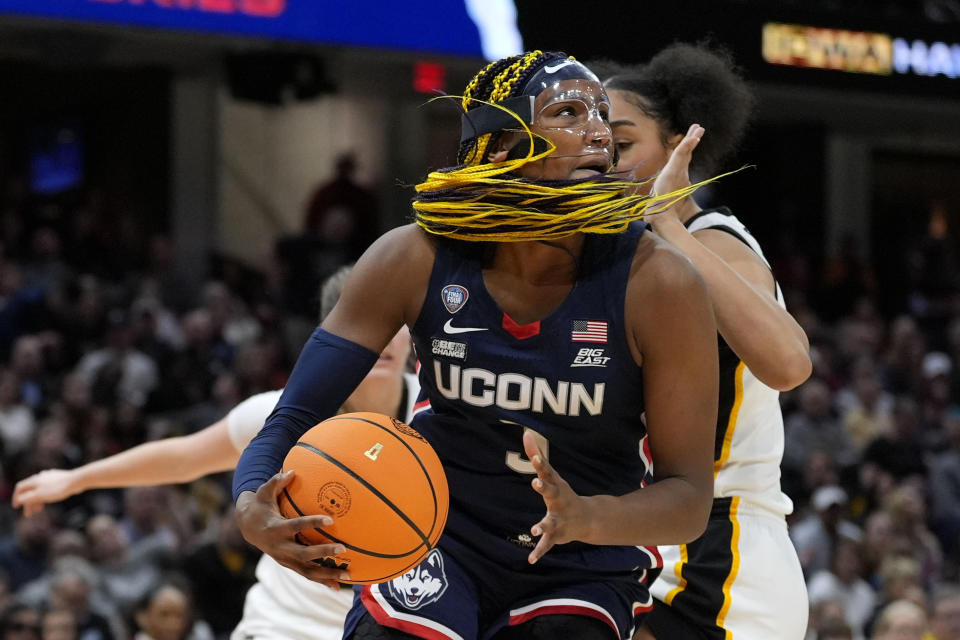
[409,222,655,572]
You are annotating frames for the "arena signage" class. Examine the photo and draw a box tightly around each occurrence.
[88,0,285,17]
[0,0,523,60]
[763,22,960,80]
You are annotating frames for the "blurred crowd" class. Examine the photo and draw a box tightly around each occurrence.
[0,170,958,640]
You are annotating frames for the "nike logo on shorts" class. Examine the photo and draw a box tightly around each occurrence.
[443,319,488,334]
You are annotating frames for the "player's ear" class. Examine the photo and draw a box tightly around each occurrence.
[487,148,509,163]
[666,132,684,153]
[487,132,517,163]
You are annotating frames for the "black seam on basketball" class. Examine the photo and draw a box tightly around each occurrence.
[294,440,434,552]
[282,487,418,560]
[322,415,443,541]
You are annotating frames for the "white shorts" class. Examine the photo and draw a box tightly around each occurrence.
[230,580,354,640]
[648,497,808,640]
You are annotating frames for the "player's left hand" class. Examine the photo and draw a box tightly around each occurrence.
[523,430,591,564]
[647,124,704,228]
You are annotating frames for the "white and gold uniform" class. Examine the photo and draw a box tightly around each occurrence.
[647,208,808,640]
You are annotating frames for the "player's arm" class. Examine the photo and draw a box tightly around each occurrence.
[523,244,717,561]
[13,417,239,517]
[625,248,718,542]
[651,218,810,390]
[233,224,433,585]
[646,126,810,391]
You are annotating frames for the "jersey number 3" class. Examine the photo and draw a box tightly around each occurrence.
[505,426,549,474]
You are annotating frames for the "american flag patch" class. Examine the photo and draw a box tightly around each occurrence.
[571,320,608,343]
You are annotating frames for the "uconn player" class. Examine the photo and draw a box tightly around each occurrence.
[13,267,418,640]
[233,51,720,640]
[599,44,811,639]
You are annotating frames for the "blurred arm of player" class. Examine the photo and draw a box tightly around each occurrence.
[646,126,811,391]
[13,389,294,516]
[234,225,433,586]
[12,415,240,517]
[523,127,719,564]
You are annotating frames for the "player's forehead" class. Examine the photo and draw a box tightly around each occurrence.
[534,78,609,112]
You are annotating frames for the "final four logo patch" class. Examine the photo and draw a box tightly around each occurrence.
[441,285,469,314]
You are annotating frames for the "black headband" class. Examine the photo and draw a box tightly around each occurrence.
[459,95,535,143]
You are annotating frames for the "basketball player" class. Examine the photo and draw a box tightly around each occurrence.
[12,267,418,640]
[232,51,720,640]
[597,44,811,639]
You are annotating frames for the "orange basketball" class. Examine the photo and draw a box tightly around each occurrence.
[278,411,449,584]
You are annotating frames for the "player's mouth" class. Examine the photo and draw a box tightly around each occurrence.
[571,153,611,178]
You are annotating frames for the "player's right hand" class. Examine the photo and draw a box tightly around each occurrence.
[234,470,350,589]
[12,469,75,517]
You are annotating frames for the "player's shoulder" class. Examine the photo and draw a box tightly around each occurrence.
[368,224,436,265]
[347,225,438,326]
[354,224,437,288]
[629,231,705,294]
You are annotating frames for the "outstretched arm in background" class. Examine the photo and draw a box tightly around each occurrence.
[13,417,240,517]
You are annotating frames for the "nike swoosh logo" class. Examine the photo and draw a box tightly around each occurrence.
[443,319,488,334]
[543,60,576,74]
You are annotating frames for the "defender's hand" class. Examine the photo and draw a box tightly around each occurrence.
[235,470,349,589]
[648,124,704,228]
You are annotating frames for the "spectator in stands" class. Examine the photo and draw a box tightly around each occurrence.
[16,419,82,484]
[23,228,71,293]
[44,561,118,640]
[10,336,49,412]
[871,600,928,640]
[0,265,48,363]
[862,511,896,587]
[39,607,76,640]
[929,410,960,571]
[808,600,850,640]
[865,555,926,637]
[862,397,928,481]
[904,201,959,342]
[0,603,40,640]
[85,515,159,618]
[792,485,863,577]
[152,309,230,412]
[883,316,927,397]
[784,379,859,478]
[885,485,943,589]
[182,511,257,639]
[0,512,53,591]
[836,357,895,452]
[73,310,158,409]
[807,536,877,638]
[929,584,960,640]
[0,369,36,459]
[132,581,209,640]
[303,153,378,266]
[819,617,855,640]
[118,488,180,565]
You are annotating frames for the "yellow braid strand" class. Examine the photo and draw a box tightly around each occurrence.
[412,171,740,242]
[420,62,739,242]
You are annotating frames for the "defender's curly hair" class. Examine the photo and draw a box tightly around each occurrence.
[596,42,754,178]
